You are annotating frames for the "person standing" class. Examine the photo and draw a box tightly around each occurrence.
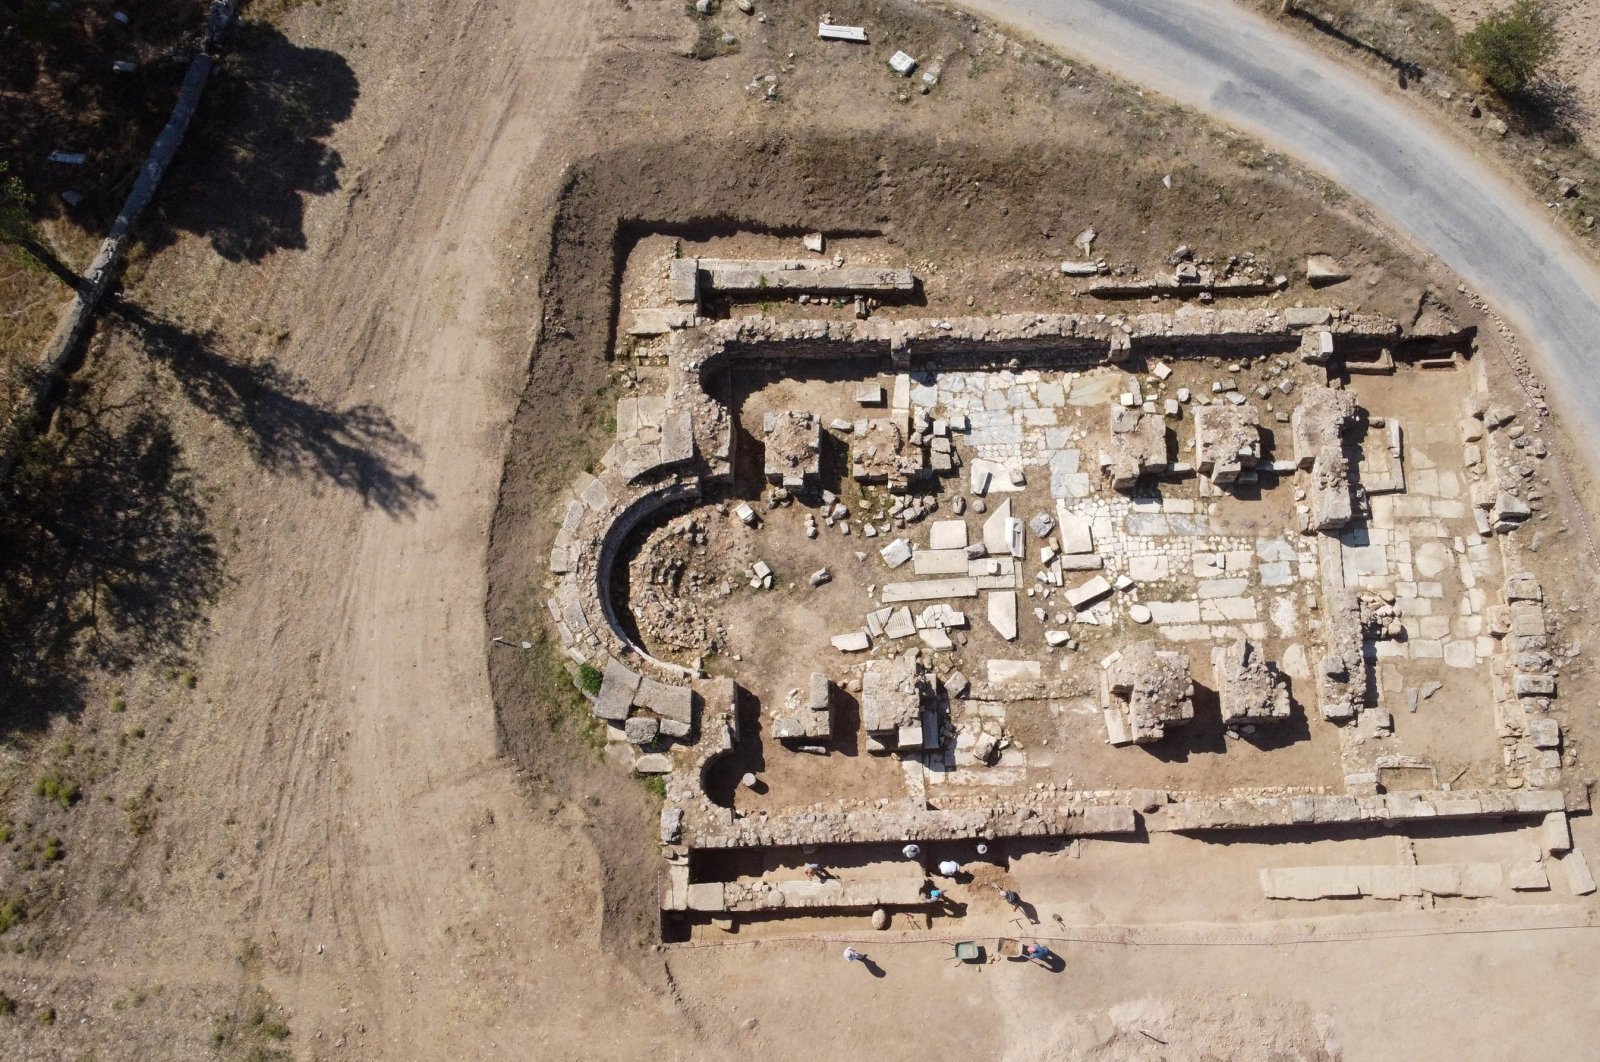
[902,843,922,860]
[937,859,961,877]
[844,946,865,964]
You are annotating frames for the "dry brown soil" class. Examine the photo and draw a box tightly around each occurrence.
[0,0,1598,1058]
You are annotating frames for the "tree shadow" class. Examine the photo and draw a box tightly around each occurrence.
[143,20,359,262]
[0,378,222,729]
[1516,77,1587,142]
[110,298,433,518]
[0,0,193,230]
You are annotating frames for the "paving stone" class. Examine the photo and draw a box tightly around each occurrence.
[987,591,1019,640]
[987,659,1042,682]
[929,520,968,550]
[1258,561,1294,587]
[1149,601,1201,624]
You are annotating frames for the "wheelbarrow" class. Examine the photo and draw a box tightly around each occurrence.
[995,936,1026,960]
[950,940,983,965]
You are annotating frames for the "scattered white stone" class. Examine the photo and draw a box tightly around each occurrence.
[880,539,913,568]
[832,631,870,652]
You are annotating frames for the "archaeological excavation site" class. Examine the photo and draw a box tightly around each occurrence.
[527,220,1591,944]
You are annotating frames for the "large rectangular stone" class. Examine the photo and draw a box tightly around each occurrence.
[1055,503,1094,554]
[1260,866,1362,900]
[636,677,693,724]
[668,258,700,303]
[1563,849,1598,896]
[987,659,1042,683]
[1066,575,1113,609]
[912,549,973,576]
[1148,601,1201,624]
[983,498,1014,555]
[880,578,981,603]
[685,882,726,912]
[594,658,642,722]
[988,591,1018,641]
[929,520,968,550]
[1542,811,1572,855]
[660,412,695,464]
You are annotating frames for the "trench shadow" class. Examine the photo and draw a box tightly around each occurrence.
[0,380,222,730]
[109,298,432,517]
[703,684,768,805]
[143,21,359,262]
[1141,687,1228,762]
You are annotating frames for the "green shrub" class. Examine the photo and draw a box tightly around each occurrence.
[577,663,603,696]
[33,770,79,808]
[0,897,24,934]
[1461,0,1556,96]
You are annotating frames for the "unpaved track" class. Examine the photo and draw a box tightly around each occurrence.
[960,0,1600,445]
[103,0,683,1054]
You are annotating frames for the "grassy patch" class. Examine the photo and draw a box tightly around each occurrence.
[33,769,79,808]
[578,662,603,697]
[525,634,605,755]
[635,773,667,800]
[0,896,25,934]
[123,785,158,838]
[211,989,292,1058]
[685,8,739,60]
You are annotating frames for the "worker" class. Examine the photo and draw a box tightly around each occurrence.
[844,946,865,964]
[902,843,922,860]
[994,884,1021,909]
[1023,943,1054,965]
[803,861,830,880]
[937,859,961,877]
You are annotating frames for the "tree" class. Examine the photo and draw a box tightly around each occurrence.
[1460,0,1557,97]
[0,161,32,242]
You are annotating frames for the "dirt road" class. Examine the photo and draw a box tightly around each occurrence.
[84,0,686,1054]
[959,0,1600,449]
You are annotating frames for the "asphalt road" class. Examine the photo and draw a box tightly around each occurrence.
[960,0,1600,441]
